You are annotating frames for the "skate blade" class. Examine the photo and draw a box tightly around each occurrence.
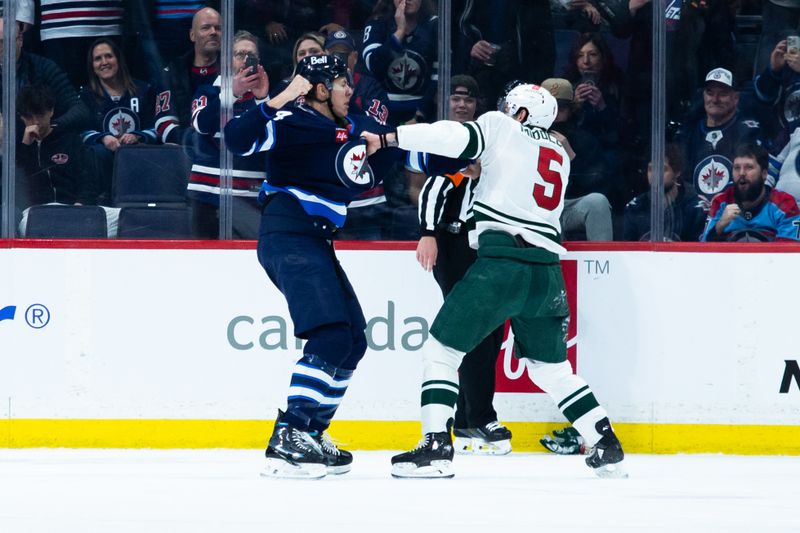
[592,462,628,479]
[454,437,473,455]
[261,458,327,480]
[455,437,511,455]
[391,460,454,479]
[472,438,512,456]
[326,464,352,475]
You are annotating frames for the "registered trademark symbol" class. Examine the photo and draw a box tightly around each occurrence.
[25,304,51,329]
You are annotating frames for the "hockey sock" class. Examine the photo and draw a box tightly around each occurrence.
[309,366,353,433]
[421,336,466,435]
[528,360,608,446]
[283,353,338,430]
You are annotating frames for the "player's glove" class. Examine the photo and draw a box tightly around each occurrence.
[539,426,591,455]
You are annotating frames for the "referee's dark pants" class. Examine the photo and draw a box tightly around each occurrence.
[432,225,505,430]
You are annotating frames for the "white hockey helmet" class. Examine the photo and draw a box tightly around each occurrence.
[503,84,557,130]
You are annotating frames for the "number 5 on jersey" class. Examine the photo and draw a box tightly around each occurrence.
[533,146,564,211]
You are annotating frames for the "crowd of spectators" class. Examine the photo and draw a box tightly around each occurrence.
[2,0,800,242]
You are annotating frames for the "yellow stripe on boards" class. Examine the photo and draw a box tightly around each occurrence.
[1,420,799,455]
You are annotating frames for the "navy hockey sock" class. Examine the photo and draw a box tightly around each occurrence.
[283,353,338,430]
[309,367,353,432]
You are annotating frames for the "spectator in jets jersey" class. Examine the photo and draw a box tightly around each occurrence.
[187,30,267,239]
[154,7,221,145]
[361,0,439,125]
[675,68,762,204]
[702,144,800,242]
[80,38,158,204]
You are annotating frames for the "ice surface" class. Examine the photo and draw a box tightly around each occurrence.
[0,449,798,532]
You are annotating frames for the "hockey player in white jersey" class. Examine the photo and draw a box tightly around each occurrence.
[363,84,626,479]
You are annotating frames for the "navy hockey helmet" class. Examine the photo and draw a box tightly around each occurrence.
[297,54,350,91]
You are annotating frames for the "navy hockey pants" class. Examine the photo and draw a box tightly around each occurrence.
[257,230,368,370]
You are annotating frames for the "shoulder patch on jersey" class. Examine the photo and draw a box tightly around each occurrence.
[742,119,760,128]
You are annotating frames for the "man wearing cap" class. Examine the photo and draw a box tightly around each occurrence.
[675,67,762,204]
[325,29,394,240]
[413,75,512,455]
[542,78,613,240]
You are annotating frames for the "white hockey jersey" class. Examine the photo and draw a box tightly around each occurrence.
[397,111,570,254]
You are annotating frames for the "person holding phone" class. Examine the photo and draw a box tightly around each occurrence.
[562,33,627,210]
[187,30,269,239]
[754,37,800,152]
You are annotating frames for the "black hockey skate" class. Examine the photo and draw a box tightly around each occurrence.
[262,412,327,479]
[585,418,627,478]
[310,430,353,475]
[453,421,512,455]
[391,431,455,478]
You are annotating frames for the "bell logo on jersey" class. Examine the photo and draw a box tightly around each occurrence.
[695,155,731,197]
[334,140,374,189]
[495,260,578,393]
[335,128,348,143]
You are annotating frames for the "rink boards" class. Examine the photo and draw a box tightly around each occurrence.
[1,241,799,454]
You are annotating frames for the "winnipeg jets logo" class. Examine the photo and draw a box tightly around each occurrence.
[695,155,731,196]
[705,129,723,149]
[349,150,365,175]
[784,88,800,125]
[387,51,425,93]
[335,141,374,189]
[104,108,139,137]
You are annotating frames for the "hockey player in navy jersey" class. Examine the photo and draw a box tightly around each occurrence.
[224,54,401,479]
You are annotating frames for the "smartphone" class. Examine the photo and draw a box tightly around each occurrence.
[788,35,800,55]
[245,54,259,75]
[580,71,597,86]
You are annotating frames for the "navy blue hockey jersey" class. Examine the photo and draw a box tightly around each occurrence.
[79,80,157,145]
[677,112,761,202]
[361,15,438,123]
[189,78,266,205]
[224,101,398,227]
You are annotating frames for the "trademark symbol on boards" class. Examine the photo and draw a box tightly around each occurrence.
[584,260,609,275]
[25,304,51,329]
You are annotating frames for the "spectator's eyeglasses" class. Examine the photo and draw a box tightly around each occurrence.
[233,51,259,61]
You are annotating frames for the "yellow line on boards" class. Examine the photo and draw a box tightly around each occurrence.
[1,420,798,455]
